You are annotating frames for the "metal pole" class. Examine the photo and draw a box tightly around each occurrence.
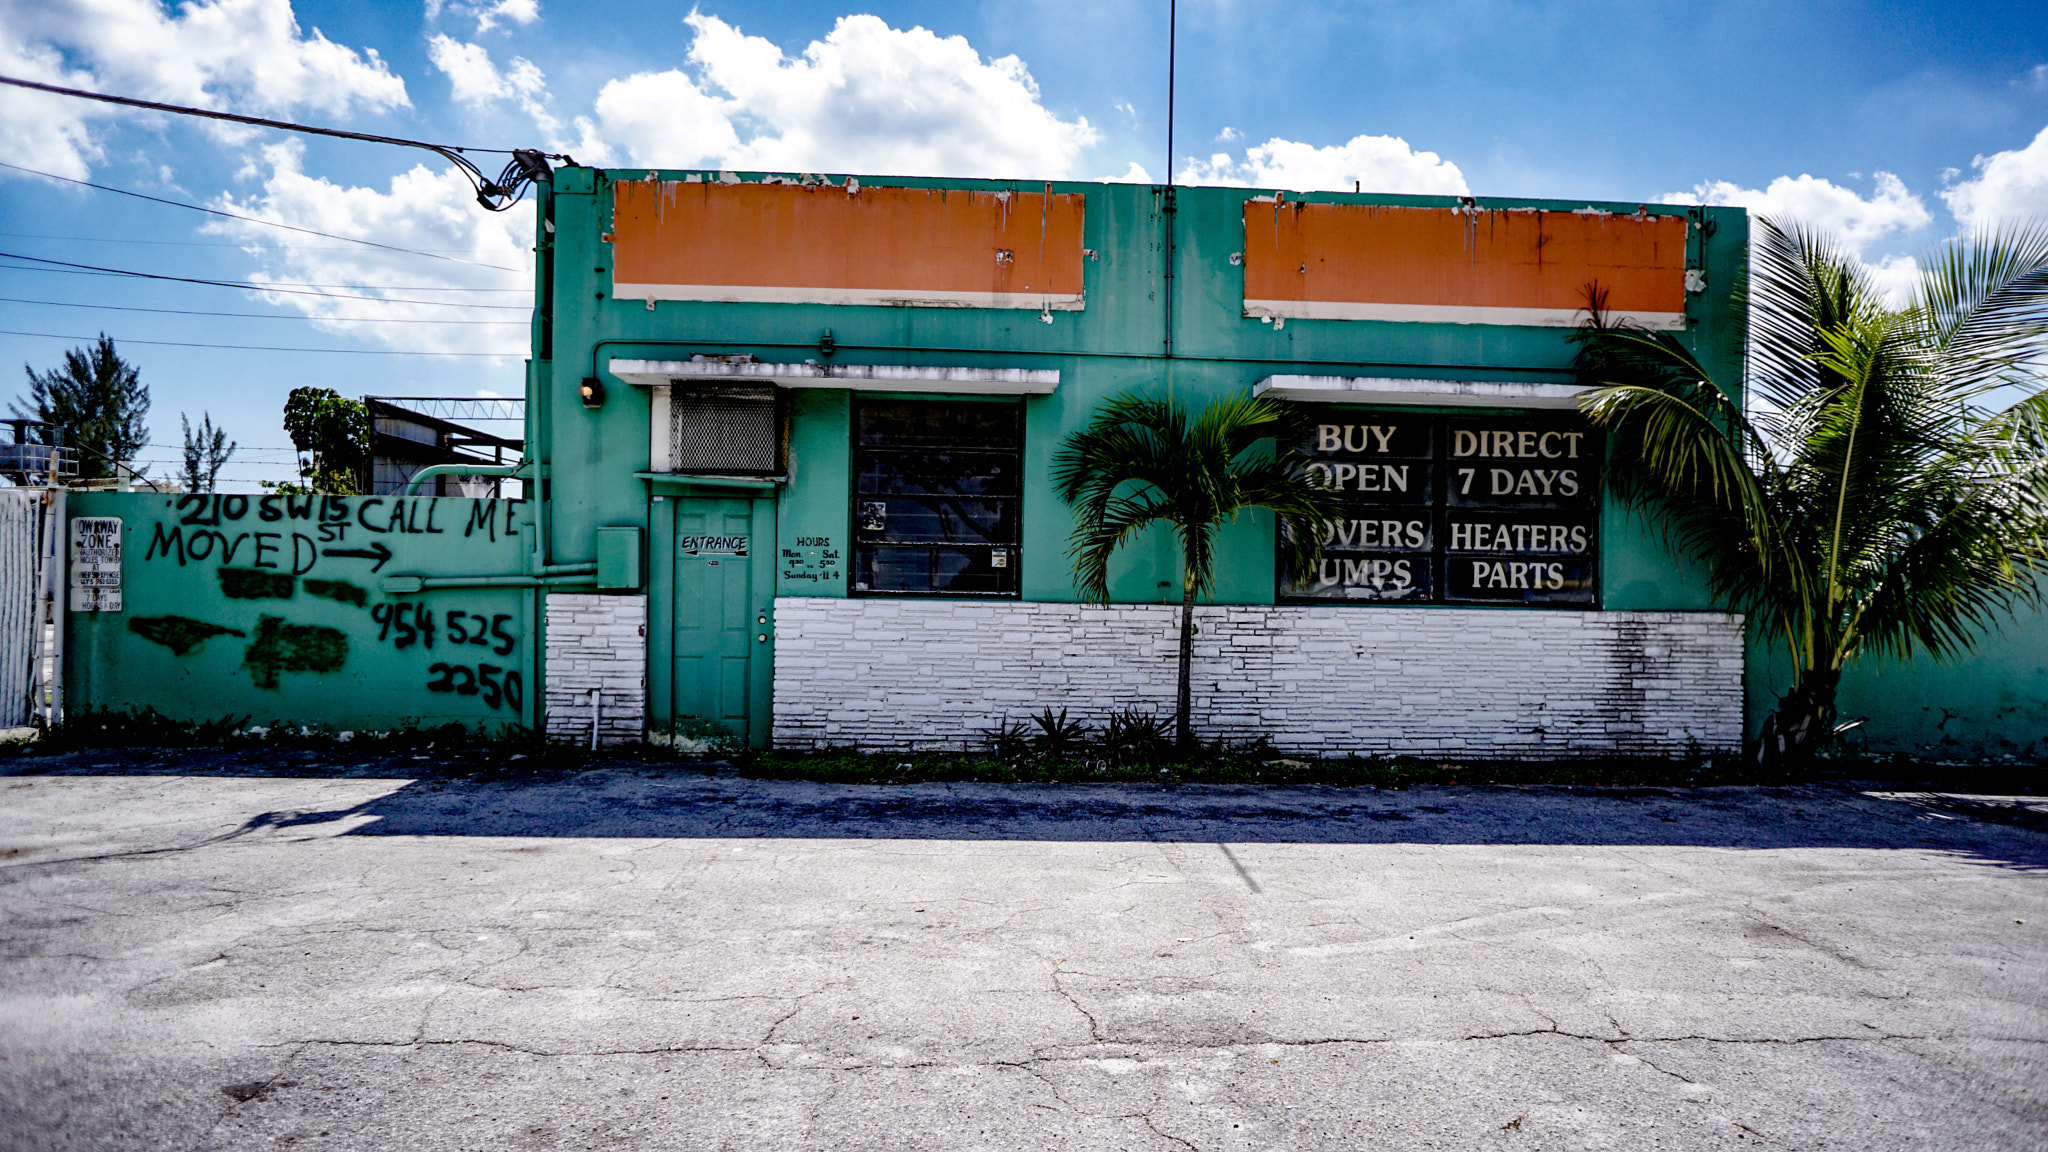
[1166,0,1176,187]
[42,488,64,729]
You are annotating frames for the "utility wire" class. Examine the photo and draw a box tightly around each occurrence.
[1,330,516,357]
[0,252,531,308]
[0,76,571,212]
[0,296,525,324]
[0,231,499,254]
[0,161,524,271]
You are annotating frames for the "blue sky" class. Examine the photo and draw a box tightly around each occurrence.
[3,0,2046,489]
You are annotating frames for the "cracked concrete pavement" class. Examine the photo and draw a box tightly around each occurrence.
[0,755,2043,1150]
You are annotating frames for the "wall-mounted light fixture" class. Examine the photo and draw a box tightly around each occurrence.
[579,376,606,409]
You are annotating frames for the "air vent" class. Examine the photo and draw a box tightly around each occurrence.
[664,384,779,474]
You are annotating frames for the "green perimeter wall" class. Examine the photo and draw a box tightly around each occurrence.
[66,492,541,732]
[1757,611,2048,761]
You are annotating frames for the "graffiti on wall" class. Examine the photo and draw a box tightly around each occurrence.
[97,493,530,716]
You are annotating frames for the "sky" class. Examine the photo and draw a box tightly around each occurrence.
[2,0,2046,490]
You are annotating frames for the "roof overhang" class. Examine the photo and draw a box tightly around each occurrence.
[609,359,1058,395]
[1254,375,1588,409]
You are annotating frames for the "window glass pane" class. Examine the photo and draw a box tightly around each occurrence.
[1280,408,1601,607]
[854,495,1016,543]
[856,545,1018,595]
[857,451,1019,496]
[858,400,1019,448]
[853,399,1022,597]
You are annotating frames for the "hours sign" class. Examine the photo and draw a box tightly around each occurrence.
[1280,410,1601,607]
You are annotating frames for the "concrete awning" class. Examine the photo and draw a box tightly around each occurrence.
[609,359,1059,395]
[1253,375,1588,409]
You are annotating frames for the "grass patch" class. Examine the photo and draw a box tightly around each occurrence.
[735,747,1786,789]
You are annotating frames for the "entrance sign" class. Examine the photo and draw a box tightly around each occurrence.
[70,517,122,612]
[1281,411,1600,607]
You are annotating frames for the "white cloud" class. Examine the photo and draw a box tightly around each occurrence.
[472,0,537,34]
[1101,161,1153,183]
[1661,172,1931,254]
[205,141,532,357]
[427,34,502,106]
[1863,253,1923,305]
[586,13,1099,179]
[0,0,408,180]
[1941,124,2048,232]
[1179,134,1470,195]
[426,0,538,35]
[0,38,109,180]
[1215,126,1240,143]
[1662,172,1937,306]
[427,34,566,149]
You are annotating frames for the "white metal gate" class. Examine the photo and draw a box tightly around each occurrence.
[0,490,61,729]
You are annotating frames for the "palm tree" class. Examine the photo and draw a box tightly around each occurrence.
[1572,218,2048,766]
[1053,393,1343,748]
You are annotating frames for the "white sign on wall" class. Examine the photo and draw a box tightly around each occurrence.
[70,517,122,612]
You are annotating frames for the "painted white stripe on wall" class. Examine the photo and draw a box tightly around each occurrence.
[771,599,1744,756]
[1241,299,1687,330]
[616,283,1086,311]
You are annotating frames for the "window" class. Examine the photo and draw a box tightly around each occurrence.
[668,385,781,474]
[1279,408,1601,607]
[852,398,1021,596]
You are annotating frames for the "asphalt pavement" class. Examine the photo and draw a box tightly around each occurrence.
[1,752,2044,1150]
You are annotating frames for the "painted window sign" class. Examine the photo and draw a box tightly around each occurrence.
[70,517,122,612]
[852,398,1022,596]
[781,536,841,585]
[1280,410,1601,606]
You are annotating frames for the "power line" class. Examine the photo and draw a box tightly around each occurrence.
[0,160,525,272]
[0,296,525,324]
[0,251,526,290]
[0,231,502,255]
[1,329,518,357]
[0,252,531,308]
[0,75,571,212]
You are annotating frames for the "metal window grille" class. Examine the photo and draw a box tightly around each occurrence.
[668,385,779,474]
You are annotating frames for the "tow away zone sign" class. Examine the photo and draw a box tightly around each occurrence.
[71,517,122,612]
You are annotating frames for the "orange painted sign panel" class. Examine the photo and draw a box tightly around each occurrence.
[612,180,1087,311]
[1242,201,1690,329]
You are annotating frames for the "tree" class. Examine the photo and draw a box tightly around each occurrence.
[14,334,149,482]
[280,387,370,495]
[179,412,236,493]
[1572,217,2048,767]
[1053,393,1343,748]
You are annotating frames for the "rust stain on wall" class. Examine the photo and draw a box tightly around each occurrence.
[1241,201,1689,328]
[611,179,1087,310]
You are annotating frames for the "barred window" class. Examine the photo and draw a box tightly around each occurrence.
[852,398,1021,596]
[669,385,780,474]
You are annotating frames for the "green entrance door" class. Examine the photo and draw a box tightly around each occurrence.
[672,497,758,740]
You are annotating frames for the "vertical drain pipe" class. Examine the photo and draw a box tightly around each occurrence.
[589,687,600,750]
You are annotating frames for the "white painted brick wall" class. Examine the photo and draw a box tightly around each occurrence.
[771,599,1744,756]
[545,593,647,744]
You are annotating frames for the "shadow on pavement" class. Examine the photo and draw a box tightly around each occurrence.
[252,772,2048,872]
[13,748,2048,870]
